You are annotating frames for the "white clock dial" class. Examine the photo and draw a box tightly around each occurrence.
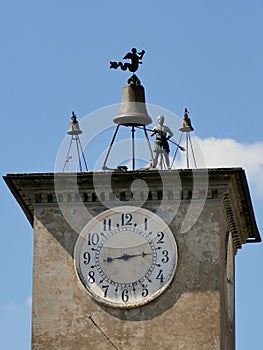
[74,206,178,308]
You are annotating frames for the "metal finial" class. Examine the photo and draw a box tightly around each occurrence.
[71,111,77,122]
[172,108,196,169]
[67,111,83,135]
[180,108,194,132]
[63,112,88,172]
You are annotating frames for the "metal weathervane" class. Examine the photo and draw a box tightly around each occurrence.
[110,48,145,85]
[110,48,145,73]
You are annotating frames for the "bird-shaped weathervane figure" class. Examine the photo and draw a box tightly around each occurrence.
[110,48,145,84]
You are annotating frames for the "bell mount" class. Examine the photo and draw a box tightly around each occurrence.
[102,49,154,170]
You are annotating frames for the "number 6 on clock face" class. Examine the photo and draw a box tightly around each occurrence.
[74,206,178,308]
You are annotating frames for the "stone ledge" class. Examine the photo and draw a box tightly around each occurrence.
[3,168,261,245]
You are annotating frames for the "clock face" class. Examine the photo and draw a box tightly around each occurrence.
[74,206,178,308]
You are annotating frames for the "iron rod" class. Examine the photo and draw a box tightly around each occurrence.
[143,126,155,168]
[78,138,88,171]
[62,136,73,172]
[75,136,82,172]
[171,132,183,168]
[186,133,189,169]
[136,126,184,151]
[131,126,135,170]
[189,133,197,168]
[102,125,120,170]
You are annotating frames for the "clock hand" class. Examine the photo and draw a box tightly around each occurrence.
[129,252,152,258]
[104,252,152,263]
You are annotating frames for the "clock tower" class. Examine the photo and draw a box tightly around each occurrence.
[4,168,261,349]
[4,49,261,349]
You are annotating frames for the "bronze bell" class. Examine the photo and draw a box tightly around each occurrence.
[113,81,152,126]
[179,108,194,132]
[67,112,83,135]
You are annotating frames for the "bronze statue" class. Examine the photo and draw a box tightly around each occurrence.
[151,115,174,169]
[110,48,145,73]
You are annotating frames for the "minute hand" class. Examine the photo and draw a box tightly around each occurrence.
[104,252,152,263]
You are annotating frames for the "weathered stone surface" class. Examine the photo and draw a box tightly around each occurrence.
[4,169,261,350]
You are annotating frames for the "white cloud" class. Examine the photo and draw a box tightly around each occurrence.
[4,303,19,312]
[175,136,263,199]
[2,296,32,312]
[24,296,32,308]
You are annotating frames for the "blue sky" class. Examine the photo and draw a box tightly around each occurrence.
[1,1,263,349]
